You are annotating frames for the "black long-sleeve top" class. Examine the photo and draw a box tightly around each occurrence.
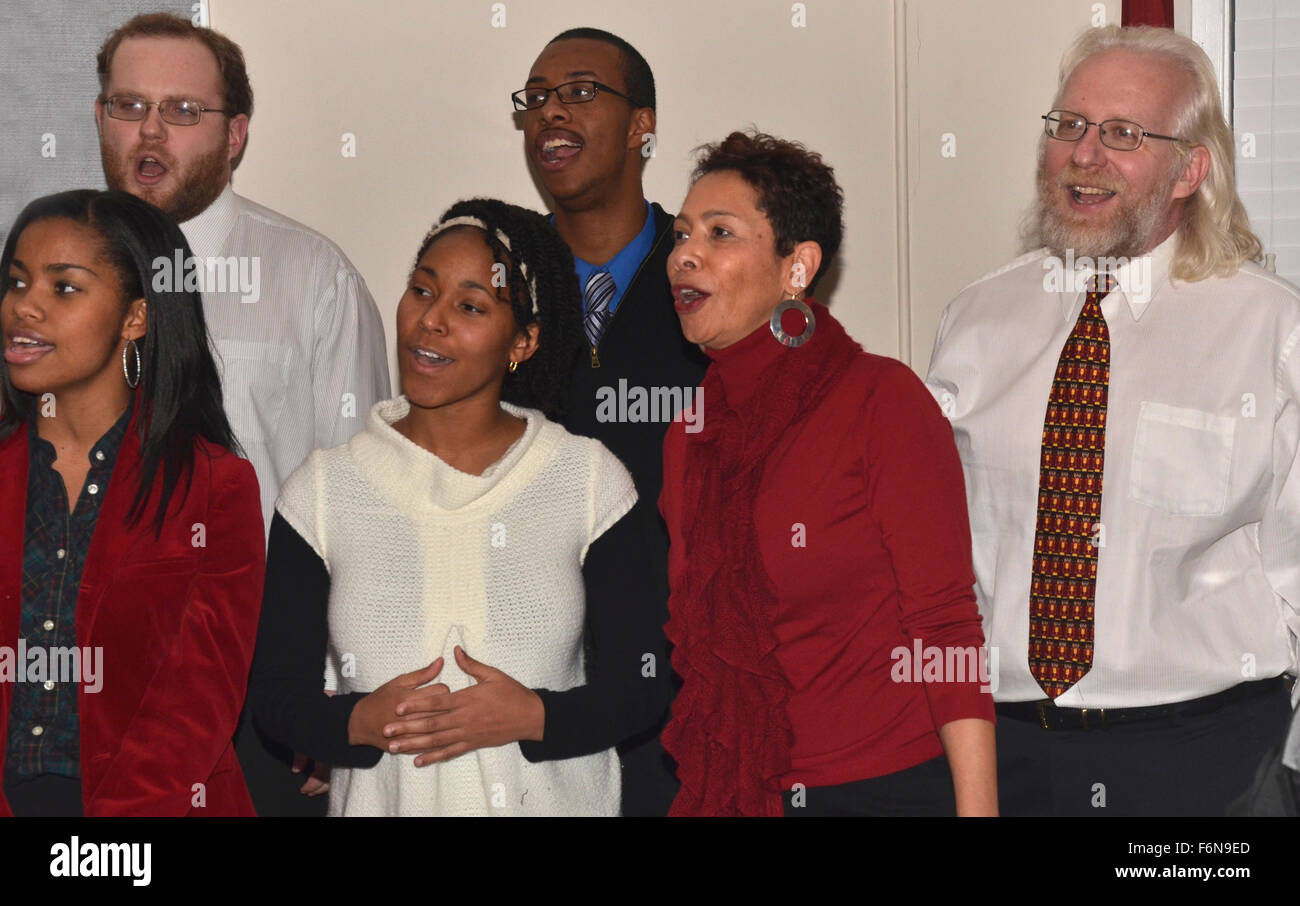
[247,499,672,771]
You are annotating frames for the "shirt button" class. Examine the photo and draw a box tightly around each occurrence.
[87,483,99,495]
[43,619,54,631]
[31,725,44,737]
[94,450,105,461]
[43,681,55,691]
[56,548,66,559]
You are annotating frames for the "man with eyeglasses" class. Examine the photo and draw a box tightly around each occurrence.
[516,28,707,817]
[94,12,389,817]
[926,25,1300,816]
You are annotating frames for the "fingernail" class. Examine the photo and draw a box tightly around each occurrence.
[389,742,399,753]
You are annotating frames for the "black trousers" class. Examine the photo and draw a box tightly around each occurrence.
[782,755,957,817]
[997,678,1293,816]
[3,773,83,817]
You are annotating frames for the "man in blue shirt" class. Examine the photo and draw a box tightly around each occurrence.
[517,28,707,816]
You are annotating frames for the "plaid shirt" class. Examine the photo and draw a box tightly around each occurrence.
[5,406,131,783]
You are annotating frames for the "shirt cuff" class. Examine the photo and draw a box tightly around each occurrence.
[323,692,384,768]
[924,678,997,730]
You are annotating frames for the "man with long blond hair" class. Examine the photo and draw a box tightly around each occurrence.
[927,24,1298,815]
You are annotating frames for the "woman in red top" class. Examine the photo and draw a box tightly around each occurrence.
[661,131,997,816]
[0,190,263,816]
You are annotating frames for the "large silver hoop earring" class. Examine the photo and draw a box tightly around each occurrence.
[770,298,815,348]
[122,338,141,389]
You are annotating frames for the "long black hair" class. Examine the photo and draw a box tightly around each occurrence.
[413,198,582,420]
[0,189,240,535]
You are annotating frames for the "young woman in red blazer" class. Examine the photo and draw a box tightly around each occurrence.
[0,190,264,816]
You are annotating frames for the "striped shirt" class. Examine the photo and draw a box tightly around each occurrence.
[180,185,390,537]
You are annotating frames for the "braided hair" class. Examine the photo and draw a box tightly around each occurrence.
[412,198,582,420]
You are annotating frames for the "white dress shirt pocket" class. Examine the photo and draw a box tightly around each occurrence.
[214,339,292,452]
[1129,401,1235,516]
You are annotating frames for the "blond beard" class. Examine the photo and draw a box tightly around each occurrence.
[1033,151,1183,260]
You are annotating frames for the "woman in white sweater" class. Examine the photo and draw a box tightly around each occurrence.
[248,199,671,816]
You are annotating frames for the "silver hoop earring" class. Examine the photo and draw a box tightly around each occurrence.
[770,298,815,348]
[122,338,141,389]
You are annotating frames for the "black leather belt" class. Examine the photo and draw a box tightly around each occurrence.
[994,677,1290,731]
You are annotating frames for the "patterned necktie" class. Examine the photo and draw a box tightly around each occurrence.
[583,270,616,349]
[1028,272,1114,699]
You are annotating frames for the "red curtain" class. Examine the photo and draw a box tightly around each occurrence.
[1123,0,1174,27]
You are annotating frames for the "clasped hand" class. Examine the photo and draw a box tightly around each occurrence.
[347,646,545,766]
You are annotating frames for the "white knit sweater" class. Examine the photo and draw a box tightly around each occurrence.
[274,398,637,816]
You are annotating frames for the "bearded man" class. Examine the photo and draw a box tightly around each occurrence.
[94,12,389,816]
[926,24,1300,816]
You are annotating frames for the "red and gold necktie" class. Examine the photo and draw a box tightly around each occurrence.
[1028,273,1113,699]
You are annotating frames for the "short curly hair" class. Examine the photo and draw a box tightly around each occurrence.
[691,130,844,294]
[413,199,582,420]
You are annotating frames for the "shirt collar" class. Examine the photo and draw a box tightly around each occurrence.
[180,183,238,261]
[349,396,547,513]
[1054,230,1177,323]
[28,394,135,468]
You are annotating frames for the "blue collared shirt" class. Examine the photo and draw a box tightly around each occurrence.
[567,201,657,318]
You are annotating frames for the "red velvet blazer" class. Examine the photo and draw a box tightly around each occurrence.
[0,416,265,816]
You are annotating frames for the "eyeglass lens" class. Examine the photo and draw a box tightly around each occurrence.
[1046,112,1143,150]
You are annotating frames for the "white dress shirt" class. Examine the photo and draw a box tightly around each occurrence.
[927,233,1300,707]
[181,185,390,537]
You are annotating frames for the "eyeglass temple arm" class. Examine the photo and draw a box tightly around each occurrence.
[1043,113,1185,144]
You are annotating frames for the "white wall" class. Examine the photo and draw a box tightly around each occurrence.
[902,0,1121,369]
[208,0,1123,383]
